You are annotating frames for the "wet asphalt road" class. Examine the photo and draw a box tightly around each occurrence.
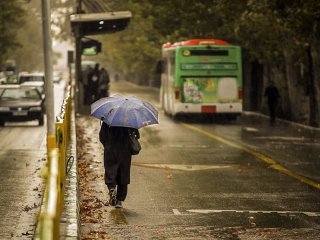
[78,80,320,239]
[0,81,66,239]
[0,124,46,239]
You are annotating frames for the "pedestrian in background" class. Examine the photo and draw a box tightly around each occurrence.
[264,81,280,126]
[82,66,92,105]
[99,122,140,208]
[88,63,100,103]
[98,67,110,98]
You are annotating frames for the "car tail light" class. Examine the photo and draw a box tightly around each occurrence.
[175,88,180,100]
[238,88,243,99]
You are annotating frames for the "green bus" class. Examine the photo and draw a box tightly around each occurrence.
[160,39,242,118]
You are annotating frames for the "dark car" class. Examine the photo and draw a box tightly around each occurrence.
[0,85,45,126]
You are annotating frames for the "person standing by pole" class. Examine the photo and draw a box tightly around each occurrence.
[83,66,93,105]
[98,67,110,98]
[88,63,100,103]
[264,81,280,126]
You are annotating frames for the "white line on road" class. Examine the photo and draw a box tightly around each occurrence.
[133,163,233,171]
[172,209,182,215]
[184,209,320,217]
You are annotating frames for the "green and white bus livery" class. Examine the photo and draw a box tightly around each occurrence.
[160,39,243,118]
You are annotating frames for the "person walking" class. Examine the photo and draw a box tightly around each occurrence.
[264,81,280,126]
[98,67,110,98]
[99,121,140,208]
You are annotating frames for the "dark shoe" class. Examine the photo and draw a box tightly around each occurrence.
[115,200,123,208]
[109,188,117,207]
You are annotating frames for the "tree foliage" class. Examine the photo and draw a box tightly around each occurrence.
[12,3,43,72]
[0,2,25,66]
[94,1,163,84]
[51,0,74,41]
[0,1,74,72]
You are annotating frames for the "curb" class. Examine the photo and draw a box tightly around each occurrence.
[59,101,80,239]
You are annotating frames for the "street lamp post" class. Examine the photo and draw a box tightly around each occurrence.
[41,0,55,150]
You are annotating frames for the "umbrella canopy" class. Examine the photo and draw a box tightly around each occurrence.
[91,94,159,129]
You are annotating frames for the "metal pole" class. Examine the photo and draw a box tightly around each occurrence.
[75,35,82,113]
[41,0,55,149]
[75,0,82,114]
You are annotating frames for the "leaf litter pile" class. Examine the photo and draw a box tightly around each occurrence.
[76,115,112,240]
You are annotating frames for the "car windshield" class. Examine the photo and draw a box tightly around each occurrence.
[1,88,40,100]
[19,76,44,83]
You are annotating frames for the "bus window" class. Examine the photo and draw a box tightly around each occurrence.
[184,50,229,56]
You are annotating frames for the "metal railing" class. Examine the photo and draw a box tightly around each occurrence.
[35,86,72,239]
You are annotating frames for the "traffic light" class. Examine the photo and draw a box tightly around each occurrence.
[81,39,101,55]
[70,11,132,37]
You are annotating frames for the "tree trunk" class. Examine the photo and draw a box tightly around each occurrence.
[307,44,320,127]
[283,52,309,123]
[283,53,295,121]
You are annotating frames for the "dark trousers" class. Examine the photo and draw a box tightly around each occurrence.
[107,184,128,201]
[103,149,132,202]
[268,102,277,124]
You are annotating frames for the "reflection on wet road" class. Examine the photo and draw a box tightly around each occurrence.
[182,122,320,190]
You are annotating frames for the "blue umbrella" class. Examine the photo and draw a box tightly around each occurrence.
[91,94,159,129]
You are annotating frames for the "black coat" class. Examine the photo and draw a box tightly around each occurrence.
[99,122,140,185]
[264,86,280,106]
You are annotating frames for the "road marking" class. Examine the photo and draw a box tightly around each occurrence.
[254,136,308,141]
[185,209,320,217]
[163,144,209,148]
[181,123,320,190]
[172,209,182,215]
[133,163,233,171]
[242,127,259,132]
